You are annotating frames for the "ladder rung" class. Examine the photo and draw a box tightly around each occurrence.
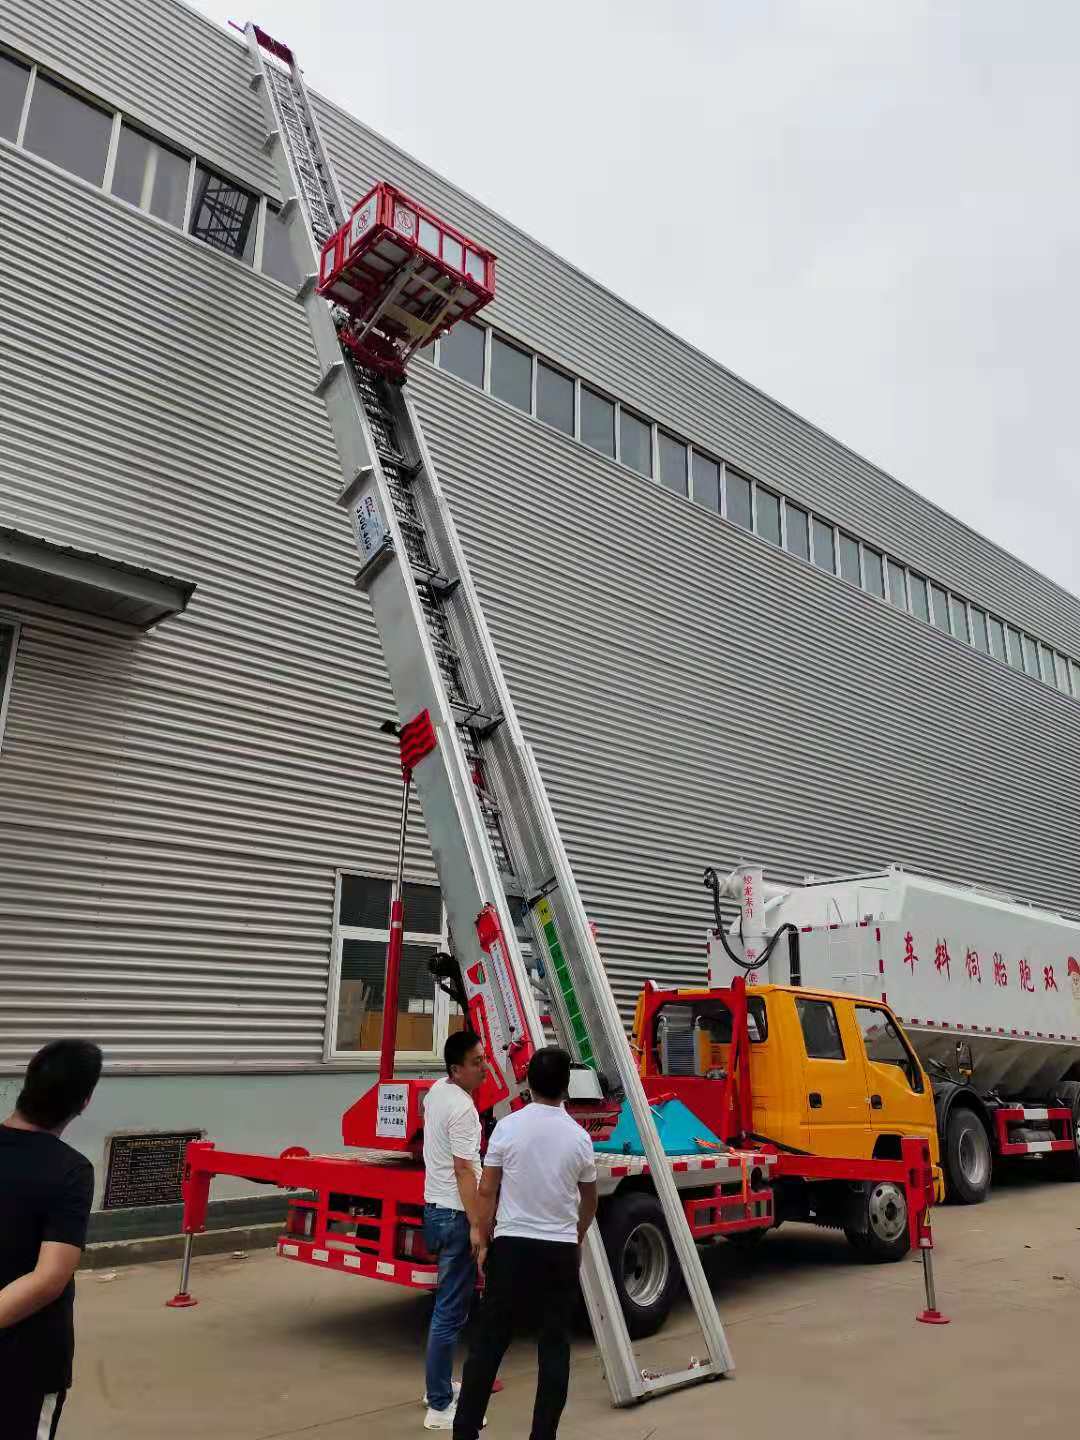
[313,362,345,398]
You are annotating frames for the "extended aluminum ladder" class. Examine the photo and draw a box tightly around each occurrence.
[240,22,733,1403]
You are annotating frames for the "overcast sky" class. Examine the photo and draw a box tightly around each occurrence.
[190,0,1079,599]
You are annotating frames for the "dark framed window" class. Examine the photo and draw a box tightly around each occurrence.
[0,51,30,142]
[795,998,845,1060]
[0,619,18,750]
[863,547,885,598]
[726,469,753,530]
[620,409,652,477]
[490,335,532,413]
[658,433,687,496]
[949,595,969,643]
[536,362,574,435]
[580,386,615,457]
[908,573,930,623]
[188,164,257,262]
[261,204,301,286]
[438,320,485,387]
[111,122,189,227]
[970,608,990,655]
[886,559,908,611]
[785,504,810,561]
[23,73,112,186]
[812,518,835,573]
[838,533,861,586]
[692,452,720,512]
[756,487,781,546]
[332,875,445,1057]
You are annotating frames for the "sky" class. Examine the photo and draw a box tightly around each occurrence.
[189,0,1080,599]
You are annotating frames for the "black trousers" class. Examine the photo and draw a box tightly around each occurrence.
[8,1388,66,1439]
[453,1235,578,1440]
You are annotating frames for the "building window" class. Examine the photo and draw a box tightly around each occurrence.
[785,504,810,561]
[0,51,30,142]
[110,122,189,227]
[886,559,908,611]
[692,452,720,512]
[1072,661,1080,698]
[1006,625,1024,670]
[756,487,781,546]
[536,361,574,435]
[863,547,885,599]
[330,874,446,1059]
[1055,653,1072,694]
[1020,633,1038,676]
[261,204,301,287]
[23,73,112,186]
[0,619,18,750]
[968,608,989,655]
[988,616,1006,662]
[1037,643,1055,686]
[490,334,532,413]
[908,573,929,623]
[580,386,615,457]
[929,584,949,632]
[726,469,753,530]
[188,163,257,262]
[620,409,652,477]
[438,320,486,387]
[812,517,835,573]
[949,595,970,643]
[658,433,688,496]
[838,533,861,586]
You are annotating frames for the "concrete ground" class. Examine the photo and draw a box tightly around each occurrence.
[68,1168,1078,1440]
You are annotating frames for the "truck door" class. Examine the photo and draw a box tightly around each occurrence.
[793,995,871,1158]
[851,1003,936,1152]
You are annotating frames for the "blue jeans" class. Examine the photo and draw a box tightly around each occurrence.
[424,1204,476,1412]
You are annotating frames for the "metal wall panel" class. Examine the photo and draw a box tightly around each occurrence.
[0,1,1078,1066]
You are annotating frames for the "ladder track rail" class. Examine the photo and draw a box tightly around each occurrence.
[240,21,733,1402]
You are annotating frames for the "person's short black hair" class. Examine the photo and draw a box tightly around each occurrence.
[527,1046,572,1101]
[17,1039,103,1129]
[444,1029,483,1075]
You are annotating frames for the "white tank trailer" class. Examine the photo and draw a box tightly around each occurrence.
[707,865,1080,1203]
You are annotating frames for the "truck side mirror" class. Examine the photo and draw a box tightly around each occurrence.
[955,1041,973,1081]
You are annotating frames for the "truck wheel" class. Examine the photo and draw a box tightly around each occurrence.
[599,1193,680,1339]
[844,1181,911,1263]
[1052,1090,1080,1181]
[944,1106,992,1204]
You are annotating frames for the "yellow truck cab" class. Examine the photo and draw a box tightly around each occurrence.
[633,981,942,1187]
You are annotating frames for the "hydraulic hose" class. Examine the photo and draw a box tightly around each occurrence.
[703,867,798,974]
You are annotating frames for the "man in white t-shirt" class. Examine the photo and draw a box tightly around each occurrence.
[422,1030,487,1430]
[453,1047,598,1440]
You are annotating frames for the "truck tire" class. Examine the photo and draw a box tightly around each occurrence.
[943,1106,992,1204]
[844,1180,911,1263]
[599,1192,681,1339]
[1052,1087,1080,1181]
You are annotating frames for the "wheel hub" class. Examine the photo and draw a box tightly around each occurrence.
[867,1182,907,1243]
[622,1222,670,1308]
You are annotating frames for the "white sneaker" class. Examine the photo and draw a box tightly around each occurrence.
[422,1398,486,1431]
[421,1380,461,1406]
[423,1400,456,1431]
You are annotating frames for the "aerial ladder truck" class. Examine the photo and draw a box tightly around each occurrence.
[170,22,943,1386]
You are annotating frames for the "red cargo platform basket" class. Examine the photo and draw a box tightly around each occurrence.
[318,182,495,375]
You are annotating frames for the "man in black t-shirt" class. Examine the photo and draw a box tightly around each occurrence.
[0,1038,101,1439]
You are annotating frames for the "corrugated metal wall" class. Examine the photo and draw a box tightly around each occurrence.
[1,0,1078,1069]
